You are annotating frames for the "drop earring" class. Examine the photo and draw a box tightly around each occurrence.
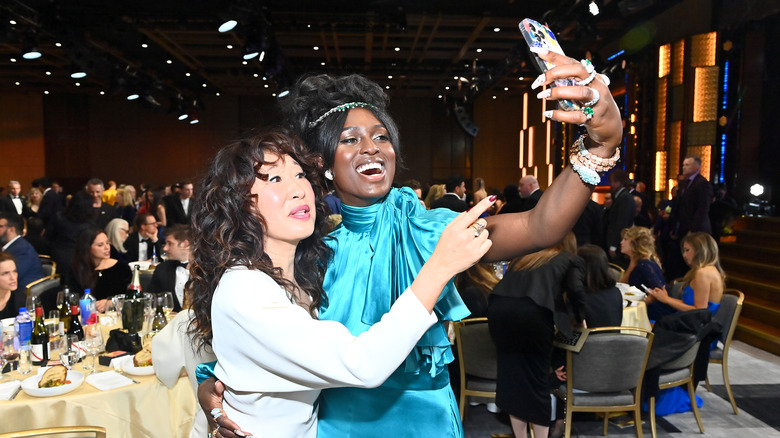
[324,169,334,180]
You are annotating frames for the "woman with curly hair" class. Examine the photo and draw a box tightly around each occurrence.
[189,129,493,437]
[619,226,670,321]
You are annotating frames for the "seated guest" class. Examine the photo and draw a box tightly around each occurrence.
[0,213,44,292]
[105,218,131,265]
[45,191,96,285]
[577,244,623,328]
[70,227,132,312]
[0,252,25,320]
[620,226,671,321]
[125,213,164,263]
[454,262,498,318]
[647,232,723,319]
[24,217,51,256]
[147,224,192,312]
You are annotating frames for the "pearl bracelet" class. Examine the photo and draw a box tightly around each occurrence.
[569,134,620,185]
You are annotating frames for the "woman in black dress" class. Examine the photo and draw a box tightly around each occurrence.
[487,232,586,438]
[70,227,132,313]
[577,244,623,328]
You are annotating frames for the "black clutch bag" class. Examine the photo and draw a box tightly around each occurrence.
[105,329,143,353]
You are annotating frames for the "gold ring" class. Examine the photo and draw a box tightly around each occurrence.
[471,221,486,237]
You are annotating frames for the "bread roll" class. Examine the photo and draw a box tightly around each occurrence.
[133,348,152,367]
[39,364,68,388]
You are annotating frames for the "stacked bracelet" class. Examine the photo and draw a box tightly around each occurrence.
[569,134,620,185]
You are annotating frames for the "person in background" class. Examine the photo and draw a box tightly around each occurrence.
[85,178,118,229]
[454,262,499,318]
[604,169,636,268]
[0,180,30,219]
[105,218,131,265]
[45,191,95,285]
[0,252,24,320]
[620,226,670,321]
[34,177,62,228]
[125,212,164,263]
[572,198,604,247]
[115,187,137,226]
[70,227,132,312]
[24,216,51,256]
[0,213,44,292]
[102,180,117,206]
[403,179,426,207]
[26,188,43,218]
[147,224,192,312]
[163,180,194,227]
[577,244,623,328]
[472,177,488,205]
[431,174,468,212]
[423,183,445,209]
[518,175,543,212]
[498,183,524,214]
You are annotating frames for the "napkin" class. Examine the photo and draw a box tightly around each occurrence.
[86,371,134,391]
[0,380,22,400]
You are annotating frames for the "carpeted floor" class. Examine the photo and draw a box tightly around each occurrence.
[711,384,780,430]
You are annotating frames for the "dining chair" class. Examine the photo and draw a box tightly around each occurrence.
[608,263,625,283]
[704,289,744,414]
[38,254,56,277]
[25,274,61,299]
[553,326,653,438]
[453,317,497,420]
[0,426,107,438]
[648,341,704,438]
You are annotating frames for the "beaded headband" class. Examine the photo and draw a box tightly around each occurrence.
[308,102,378,128]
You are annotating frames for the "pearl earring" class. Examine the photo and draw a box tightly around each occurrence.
[324,170,334,180]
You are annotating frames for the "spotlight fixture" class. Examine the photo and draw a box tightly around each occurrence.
[219,19,238,33]
[589,1,600,15]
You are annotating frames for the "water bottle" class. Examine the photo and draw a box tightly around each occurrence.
[80,289,96,325]
[14,308,33,374]
[151,246,159,266]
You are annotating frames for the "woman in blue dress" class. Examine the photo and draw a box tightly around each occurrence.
[646,232,725,415]
[203,48,624,438]
[619,226,671,320]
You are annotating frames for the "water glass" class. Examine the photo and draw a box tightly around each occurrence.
[18,344,32,374]
[81,350,96,372]
[161,292,175,320]
[60,350,79,370]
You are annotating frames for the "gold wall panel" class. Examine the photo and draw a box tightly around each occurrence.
[690,32,717,67]
[693,66,720,122]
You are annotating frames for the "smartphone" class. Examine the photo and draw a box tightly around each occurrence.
[640,284,652,294]
[519,18,579,111]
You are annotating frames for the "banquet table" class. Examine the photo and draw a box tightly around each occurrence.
[0,361,196,437]
[622,300,652,331]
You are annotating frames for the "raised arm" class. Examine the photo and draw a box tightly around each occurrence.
[484,50,623,261]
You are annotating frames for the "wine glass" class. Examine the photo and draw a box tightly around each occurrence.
[83,326,104,374]
[25,295,38,318]
[161,292,174,320]
[1,333,18,381]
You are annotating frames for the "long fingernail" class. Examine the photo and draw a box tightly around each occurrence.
[531,73,546,89]
[529,46,549,55]
[489,195,497,202]
[234,431,247,437]
[543,110,554,119]
[536,89,551,99]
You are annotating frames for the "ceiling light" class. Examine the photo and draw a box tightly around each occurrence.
[589,1,600,16]
[493,27,500,32]
[476,48,483,53]
[127,93,140,100]
[190,117,199,124]
[258,51,265,62]
[243,47,259,60]
[278,90,290,98]
[218,20,238,33]
[22,46,41,60]
[71,69,87,79]
[178,111,189,121]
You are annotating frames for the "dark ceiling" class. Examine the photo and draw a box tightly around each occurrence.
[0,0,680,113]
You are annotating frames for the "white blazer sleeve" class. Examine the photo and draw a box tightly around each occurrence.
[212,268,437,393]
[151,311,187,388]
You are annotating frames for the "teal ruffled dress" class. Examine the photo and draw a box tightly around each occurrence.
[648,286,720,416]
[316,187,470,438]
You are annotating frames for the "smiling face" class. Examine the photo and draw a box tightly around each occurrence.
[251,153,316,257]
[90,232,111,264]
[0,260,18,292]
[331,108,396,207]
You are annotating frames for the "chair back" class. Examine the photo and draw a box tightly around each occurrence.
[661,340,700,371]
[0,426,106,438]
[569,327,653,393]
[713,289,744,344]
[39,255,56,277]
[455,317,497,380]
[25,275,61,298]
[608,263,624,283]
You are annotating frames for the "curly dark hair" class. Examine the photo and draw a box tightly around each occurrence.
[188,129,333,350]
[280,73,404,170]
[72,226,106,291]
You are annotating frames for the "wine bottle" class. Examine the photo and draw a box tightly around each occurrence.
[68,301,85,341]
[30,302,49,365]
[59,286,72,332]
[151,294,168,332]
[122,265,144,332]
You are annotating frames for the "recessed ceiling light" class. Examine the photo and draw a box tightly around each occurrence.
[394,47,400,52]
[141,43,148,48]
[44,90,49,94]
[55,42,62,47]
[476,48,482,53]
[227,45,233,50]
[166,59,172,64]
[313,46,319,50]
[185,72,191,77]
[218,20,238,33]
[493,27,500,32]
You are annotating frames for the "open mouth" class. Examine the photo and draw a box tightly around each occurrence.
[357,162,384,176]
[290,205,311,217]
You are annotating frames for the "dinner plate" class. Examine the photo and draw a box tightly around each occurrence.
[21,370,84,397]
[115,355,155,376]
[622,289,647,301]
[128,261,152,271]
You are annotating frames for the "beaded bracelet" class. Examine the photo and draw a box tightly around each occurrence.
[569,134,620,185]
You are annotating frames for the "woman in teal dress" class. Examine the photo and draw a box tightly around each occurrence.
[647,232,725,415]
[203,48,624,438]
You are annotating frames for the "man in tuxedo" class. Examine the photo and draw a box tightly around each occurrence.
[0,213,44,292]
[147,225,192,312]
[0,180,30,219]
[33,177,62,228]
[86,178,118,229]
[163,180,194,227]
[430,175,468,212]
[125,212,164,263]
[518,175,543,212]
[604,169,636,268]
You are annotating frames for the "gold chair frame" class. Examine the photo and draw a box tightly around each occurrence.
[648,341,705,438]
[704,288,744,414]
[453,317,497,420]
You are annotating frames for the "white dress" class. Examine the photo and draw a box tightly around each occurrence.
[152,309,217,438]
[211,267,438,438]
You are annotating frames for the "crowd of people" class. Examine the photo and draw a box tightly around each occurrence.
[0,51,735,438]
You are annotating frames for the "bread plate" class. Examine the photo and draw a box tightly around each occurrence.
[115,355,155,376]
[21,370,84,397]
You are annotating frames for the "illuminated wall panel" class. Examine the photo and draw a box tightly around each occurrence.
[691,32,717,67]
[693,66,719,122]
[658,44,671,78]
[687,145,712,179]
[655,151,667,192]
[518,130,525,169]
[672,40,685,86]
[655,78,667,149]
[527,126,534,167]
